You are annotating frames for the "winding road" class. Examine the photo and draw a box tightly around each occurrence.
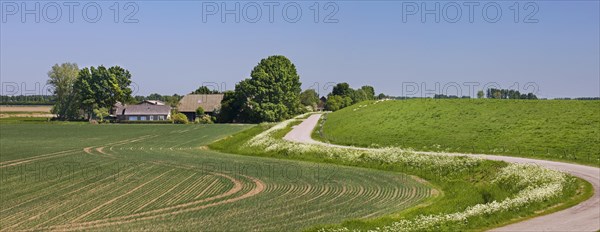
[284,114,600,232]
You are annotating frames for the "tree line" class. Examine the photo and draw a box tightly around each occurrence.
[44,57,307,123]
[322,83,377,111]
[44,55,380,123]
[0,95,54,105]
[407,89,539,99]
[482,88,538,99]
[433,94,471,99]
[40,58,571,123]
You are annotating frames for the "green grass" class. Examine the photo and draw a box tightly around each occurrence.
[0,123,431,231]
[209,119,590,231]
[318,99,600,166]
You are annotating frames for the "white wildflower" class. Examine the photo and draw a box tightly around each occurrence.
[246,118,569,232]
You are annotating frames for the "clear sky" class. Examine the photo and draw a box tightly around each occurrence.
[1,1,598,98]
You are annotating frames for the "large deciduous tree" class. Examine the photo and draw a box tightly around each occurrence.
[47,63,80,120]
[233,55,302,122]
[108,66,134,103]
[74,65,133,119]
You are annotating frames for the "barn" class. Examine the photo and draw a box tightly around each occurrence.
[177,94,224,121]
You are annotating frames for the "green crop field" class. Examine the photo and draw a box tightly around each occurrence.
[0,124,432,231]
[317,99,600,166]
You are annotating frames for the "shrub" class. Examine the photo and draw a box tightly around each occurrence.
[172,113,189,124]
[195,106,204,116]
[194,114,214,124]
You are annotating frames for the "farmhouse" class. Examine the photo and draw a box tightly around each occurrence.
[114,100,172,121]
[178,94,224,121]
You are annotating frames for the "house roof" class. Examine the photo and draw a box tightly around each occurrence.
[122,104,171,115]
[178,94,224,113]
[142,100,165,105]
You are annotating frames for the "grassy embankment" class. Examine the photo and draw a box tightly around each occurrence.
[316,99,600,167]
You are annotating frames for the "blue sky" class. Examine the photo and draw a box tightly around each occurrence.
[1,1,598,98]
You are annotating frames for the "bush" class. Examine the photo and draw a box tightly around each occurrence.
[195,106,204,116]
[194,114,214,124]
[171,113,189,124]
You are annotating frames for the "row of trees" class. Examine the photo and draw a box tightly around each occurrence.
[0,95,54,105]
[47,63,134,120]
[133,94,183,107]
[325,83,376,111]
[434,94,471,99]
[46,57,371,123]
[554,97,600,100]
[481,88,538,99]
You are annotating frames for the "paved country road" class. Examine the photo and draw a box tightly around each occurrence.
[284,114,600,232]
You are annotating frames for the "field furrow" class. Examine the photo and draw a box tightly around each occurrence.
[0,124,431,231]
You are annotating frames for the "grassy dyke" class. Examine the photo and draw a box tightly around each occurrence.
[208,121,590,231]
[317,99,600,167]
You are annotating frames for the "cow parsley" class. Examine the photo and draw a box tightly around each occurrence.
[247,116,570,232]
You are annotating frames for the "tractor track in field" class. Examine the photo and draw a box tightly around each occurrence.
[32,161,266,231]
[0,149,80,168]
[0,163,143,219]
[39,174,264,231]
[133,173,197,213]
[1,165,147,231]
[286,114,600,232]
[71,169,176,222]
[84,135,159,157]
[0,135,157,169]
[2,134,266,231]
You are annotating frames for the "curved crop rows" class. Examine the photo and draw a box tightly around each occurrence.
[0,124,433,231]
